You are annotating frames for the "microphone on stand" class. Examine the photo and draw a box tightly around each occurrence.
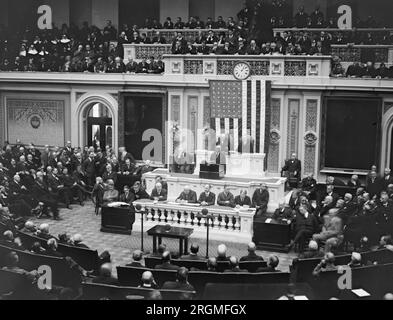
[134,203,149,254]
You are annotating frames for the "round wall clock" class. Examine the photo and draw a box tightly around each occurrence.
[233,61,251,80]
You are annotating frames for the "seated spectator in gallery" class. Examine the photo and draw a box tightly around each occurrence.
[92,263,118,285]
[347,252,363,268]
[234,189,252,207]
[131,181,150,201]
[312,252,337,276]
[154,176,168,191]
[256,255,280,273]
[139,271,159,289]
[0,230,23,249]
[313,213,343,253]
[298,240,324,259]
[207,257,218,272]
[20,221,37,234]
[377,63,390,79]
[198,184,216,206]
[287,206,319,251]
[217,185,235,208]
[126,250,145,267]
[300,173,317,196]
[240,242,264,262]
[102,164,117,185]
[216,244,229,262]
[180,243,205,261]
[176,185,198,204]
[103,179,119,204]
[119,185,134,204]
[150,182,167,201]
[252,184,269,217]
[246,40,260,55]
[162,267,195,291]
[272,203,294,223]
[346,62,364,78]
[347,174,362,188]
[71,233,89,249]
[224,256,247,273]
[155,251,180,270]
[34,223,57,241]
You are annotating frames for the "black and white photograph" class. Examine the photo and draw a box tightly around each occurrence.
[0,0,393,307]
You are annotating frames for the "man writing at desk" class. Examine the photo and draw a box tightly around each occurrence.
[198,184,216,206]
[150,182,167,201]
[176,186,198,204]
[217,185,235,208]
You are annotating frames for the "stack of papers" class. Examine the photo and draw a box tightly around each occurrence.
[352,289,370,298]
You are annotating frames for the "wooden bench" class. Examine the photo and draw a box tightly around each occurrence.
[81,282,196,300]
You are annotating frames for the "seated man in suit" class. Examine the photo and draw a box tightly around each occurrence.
[102,179,119,204]
[155,251,180,270]
[0,230,23,249]
[120,157,136,176]
[150,182,167,201]
[162,267,195,292]
[300,173,317,199]
[126,250,145,267]
[176,185,197,204]
[71,234,90,249]
[131,181,150,201]
[198,184,216,206]
[272,203,294,223]
[180,243,205,260]
[256,255,280,273]
[102,164,118,185]
[206,257,218,272]
[235,189,252,207]
[252,184,270,217]
[240,242,264,262]
[224,256,247,273]
[119,185,133,204]
[217,185,235,208]
[92,263,118,286]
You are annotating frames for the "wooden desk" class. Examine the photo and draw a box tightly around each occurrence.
[252,218,291,253]
[147,225,193,255]
[101,205,135,235]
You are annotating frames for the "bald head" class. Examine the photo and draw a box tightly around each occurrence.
[72,234,83,243]
[24,221,35,230]
[229,256,239,268]
[351,252,361,264]
[207,257,217,270]
[3,230,14,241]
[39,223,49,234]
[132,250,143,262]
[100,263,112,278]
[325,252,335,264]
[162,251,172,263]
[217,244,227,257]
[308,240,318,251]
[384,293,393,300]
[142,271,153,284]
[247,242,256,253]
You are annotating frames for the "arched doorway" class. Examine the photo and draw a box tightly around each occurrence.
[82,103,113,150]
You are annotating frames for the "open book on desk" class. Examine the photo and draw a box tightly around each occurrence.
[106,202,131,208]
[167,202,201,207]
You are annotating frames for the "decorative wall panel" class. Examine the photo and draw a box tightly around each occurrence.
[267,98,281,173]
[7,99,65,146]
[286,99,300,157]
[304,100,318,175]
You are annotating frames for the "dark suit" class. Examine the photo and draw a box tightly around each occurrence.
[252,189,269,216]
[217,191,235,208]
[82,158,96,186]
[283,158,301,179]
[154,262,180,270]
[119,192,134,204]
[126,261,145,268]
[366,177,383,197]
[234,195,252,207]
[272,207,294,221]
[92,276,119,286]
[180,254,205,261]
[239,252,264,262]
[376,202,393,236]
[161,281,195,292]
[382,175,393,190]
[198,192,216,206]
[176,190,198,203]
[31,180,58,217]
[102,171,118,185]
[150,188,168,201]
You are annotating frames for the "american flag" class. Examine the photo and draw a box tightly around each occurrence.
[209,79,271,155]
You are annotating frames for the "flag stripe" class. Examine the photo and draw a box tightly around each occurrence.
[256,80,261,154]
[247,80,252,142]
[251,80,257,154]
[242,80,247,150]
[260,80,266,157]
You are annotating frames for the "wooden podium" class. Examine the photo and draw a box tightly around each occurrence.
[199,164,225,180]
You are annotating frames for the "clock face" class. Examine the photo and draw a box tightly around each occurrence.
[233,62,251,80]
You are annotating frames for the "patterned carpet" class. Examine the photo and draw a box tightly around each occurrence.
[29,202,297,274]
